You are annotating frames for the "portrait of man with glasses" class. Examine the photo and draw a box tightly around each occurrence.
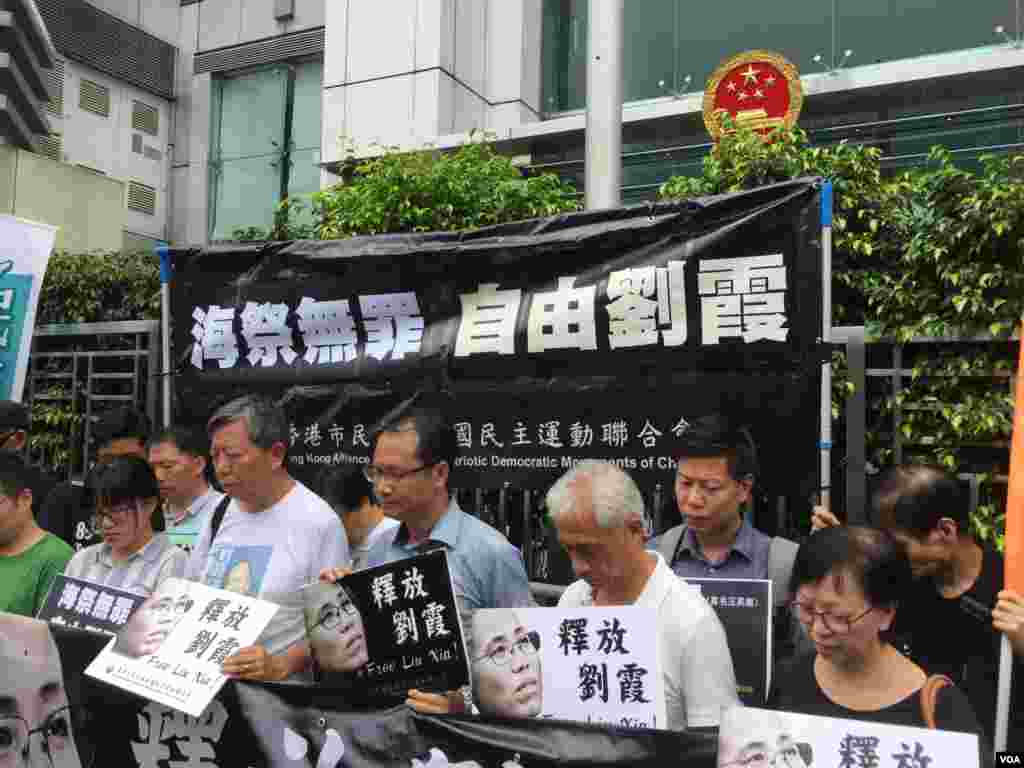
[0,614,82,768]
[469,610,543,720]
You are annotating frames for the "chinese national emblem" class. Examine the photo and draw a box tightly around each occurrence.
[702,50,803,140]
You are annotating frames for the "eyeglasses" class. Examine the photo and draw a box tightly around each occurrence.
[474,632,540,667]
[790,601,875,634]
[314,597,359,631]
[0,705,73,768]
[363,463,435,485]
[91,501,137,529]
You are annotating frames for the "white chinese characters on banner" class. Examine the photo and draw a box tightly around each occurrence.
[240,301,297,366]
[698,253,788,344]
[606,262,687,349]
[455,283,523,357]
[360,292,424,360]
[296,297,358,365]
[527,276,598,353]
[190,306,239,369]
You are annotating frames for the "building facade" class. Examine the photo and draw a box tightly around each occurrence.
[18,0,1024,248]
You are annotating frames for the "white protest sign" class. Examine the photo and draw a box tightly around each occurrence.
[0,214,57,400]
[718,705,979,768]
[469,606,664,729]
[86,577,277,718]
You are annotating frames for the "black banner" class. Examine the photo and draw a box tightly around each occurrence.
[170,179,824,494]
[47,621,716,768]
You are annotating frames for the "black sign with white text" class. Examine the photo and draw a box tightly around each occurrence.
[304,549,469,706]
[38,575,145,636]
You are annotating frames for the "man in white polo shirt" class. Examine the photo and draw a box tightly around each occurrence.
[186,395,350,681]
[549,460,739,732]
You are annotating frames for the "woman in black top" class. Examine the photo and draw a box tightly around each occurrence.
[768,526,985,749]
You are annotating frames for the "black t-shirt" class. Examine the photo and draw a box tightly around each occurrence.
[769,652,986,765]
[891,546,1024,749]
[37,482,98,552]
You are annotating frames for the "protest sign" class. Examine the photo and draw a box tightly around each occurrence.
[718,705,979,768]
[0,214,57,400]
[468,606,664,729]
[38,574,146,636]
[303,549,469,705]
[85,577,277,717]
[684,578,772,705]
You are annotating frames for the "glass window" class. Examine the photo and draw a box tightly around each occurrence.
[209,58,323,241]
[541,1,1020,114]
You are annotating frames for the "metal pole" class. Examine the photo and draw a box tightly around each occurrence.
[820,182,833,512]
[996,634,1013,751]
[584,0,624,210]
[157,246,172,427]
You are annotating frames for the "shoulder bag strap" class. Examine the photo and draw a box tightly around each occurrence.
[920,674,954,729]
[208,496,232,545]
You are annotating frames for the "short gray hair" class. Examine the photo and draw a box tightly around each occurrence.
[207,395,290,450]
[545,460,645,530]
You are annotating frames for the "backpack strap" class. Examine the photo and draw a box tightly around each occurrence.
[656,524,687,566]
[767,536,799,607]
[920,674,954,729]
[208,496,232,545]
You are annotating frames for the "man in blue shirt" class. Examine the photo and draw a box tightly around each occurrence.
[321,401,531,714]
[363,402,530,611]
[651,414,806,661]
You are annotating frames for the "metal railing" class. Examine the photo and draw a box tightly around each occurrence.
[26,320,160,480]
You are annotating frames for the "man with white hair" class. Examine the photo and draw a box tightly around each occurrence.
[549,460,739,731]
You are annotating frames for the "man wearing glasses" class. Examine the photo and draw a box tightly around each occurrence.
[326,401,530,715]
[0,614,82,768]
[360,402,530,612]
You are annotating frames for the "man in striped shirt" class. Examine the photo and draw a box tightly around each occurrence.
[64,456,185,595]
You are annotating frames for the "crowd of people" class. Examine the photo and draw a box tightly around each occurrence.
[0,395,1022,757]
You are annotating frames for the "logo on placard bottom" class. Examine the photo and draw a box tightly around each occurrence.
[997,753,1023,765]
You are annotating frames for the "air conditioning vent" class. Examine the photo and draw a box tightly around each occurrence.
[79,79,110,117]
[45,58,65,115]
[37,133,62,162]
[127,181,156,215]
[131,100,159,136]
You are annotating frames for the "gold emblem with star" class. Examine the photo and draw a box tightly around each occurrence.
[702,49,803,140]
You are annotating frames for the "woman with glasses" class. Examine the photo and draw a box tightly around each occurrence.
[0,614,81,768]
[303,580,369,675]
[768,526,983,739]
[63,457,185,596]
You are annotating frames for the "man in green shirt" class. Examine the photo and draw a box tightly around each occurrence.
[0,451,72,616]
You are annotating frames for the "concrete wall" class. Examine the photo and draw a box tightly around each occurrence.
[321,0,543,165]
[0,145,125,252]
[49,59,171,242]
